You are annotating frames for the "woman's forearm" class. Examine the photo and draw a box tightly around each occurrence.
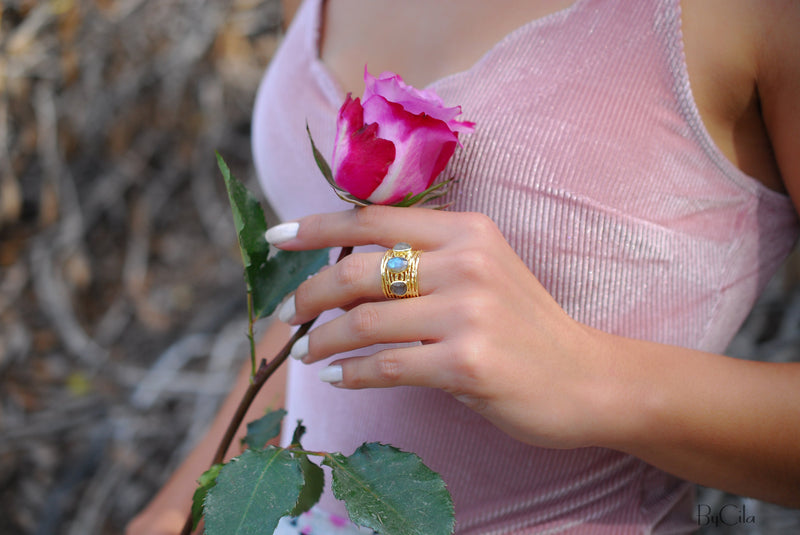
[596,328,800,507]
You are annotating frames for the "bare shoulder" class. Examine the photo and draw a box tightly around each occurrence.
[681,0,800,205]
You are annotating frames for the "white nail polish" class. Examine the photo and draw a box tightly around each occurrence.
[290,335,309,361]
[278,295,295,323]
[265,222,299,245]
[318,365,343,383]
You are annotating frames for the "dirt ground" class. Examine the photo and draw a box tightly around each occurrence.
[0,2,798,535]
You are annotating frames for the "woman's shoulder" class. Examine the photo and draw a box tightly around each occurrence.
[681,0,800,203]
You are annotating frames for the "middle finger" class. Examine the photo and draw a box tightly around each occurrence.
[295,295,447,364]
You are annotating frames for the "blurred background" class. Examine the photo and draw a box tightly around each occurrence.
[0,1,798,534]
[1,1,280,533]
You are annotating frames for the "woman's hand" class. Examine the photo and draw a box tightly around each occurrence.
[268,206,622,450]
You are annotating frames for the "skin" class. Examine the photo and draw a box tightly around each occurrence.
[128,0,800,532]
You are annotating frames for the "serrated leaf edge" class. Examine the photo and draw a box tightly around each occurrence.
[324,443,450,534]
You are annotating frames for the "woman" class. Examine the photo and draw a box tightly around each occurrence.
[129,0,800,533]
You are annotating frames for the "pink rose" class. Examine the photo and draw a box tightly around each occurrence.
[327,68,474,206]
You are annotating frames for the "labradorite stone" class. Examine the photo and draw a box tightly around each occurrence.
[392,242,412,252]
[390,281,408,296]
[387,256,408,273]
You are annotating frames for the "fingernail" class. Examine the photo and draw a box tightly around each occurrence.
[278,295,295,323]
[318,365,343,383]
[290,334,309,361]
[265,222,299,245]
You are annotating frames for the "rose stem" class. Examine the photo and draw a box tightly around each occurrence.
[180,246,353,535]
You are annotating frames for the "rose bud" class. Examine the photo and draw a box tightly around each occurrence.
[309,68,474,207]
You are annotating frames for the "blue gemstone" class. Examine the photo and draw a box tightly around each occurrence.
[387,256,408,273]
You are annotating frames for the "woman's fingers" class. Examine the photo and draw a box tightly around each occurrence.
[288,252,383,324]
[266,205,462,251]
[288,250,447,324]
[294,296,445,363]
[325,343,451,390]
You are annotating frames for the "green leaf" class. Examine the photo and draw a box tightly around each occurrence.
[287,420,323,517]
[290,454,324,517]
[191,463,223,531]
[323,443,455,535]
[251,248,330,319]
[204,447,304,535]
[306,123,335,186]
[217,152,269,291]
[290,419,307,446]
[217,152,330,318]
[242,409,287,450]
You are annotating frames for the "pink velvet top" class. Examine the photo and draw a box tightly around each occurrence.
[251,0,799,532]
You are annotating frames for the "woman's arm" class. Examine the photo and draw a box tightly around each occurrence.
[126,319,291,535]
[594,329,800,507]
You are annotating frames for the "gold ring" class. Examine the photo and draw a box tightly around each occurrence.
[380,243,421,299]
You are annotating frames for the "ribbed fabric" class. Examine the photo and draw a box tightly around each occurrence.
[251,0,799,533]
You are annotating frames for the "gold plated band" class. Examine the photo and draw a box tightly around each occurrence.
[380,243,421,299]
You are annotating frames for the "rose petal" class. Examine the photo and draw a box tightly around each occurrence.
[331,94,362,171]
[362,96,459,204]
[363,67,475,135]
[332,95,396,200]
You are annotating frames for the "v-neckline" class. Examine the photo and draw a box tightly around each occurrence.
[308,0,586,104]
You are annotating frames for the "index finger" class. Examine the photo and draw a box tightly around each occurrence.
[266,205,455,251]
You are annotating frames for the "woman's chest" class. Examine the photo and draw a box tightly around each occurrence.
[319,0,576,94]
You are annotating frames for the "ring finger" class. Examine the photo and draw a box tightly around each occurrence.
[289,249,446,325]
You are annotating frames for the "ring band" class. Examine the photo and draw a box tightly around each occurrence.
[381,243,421,299]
